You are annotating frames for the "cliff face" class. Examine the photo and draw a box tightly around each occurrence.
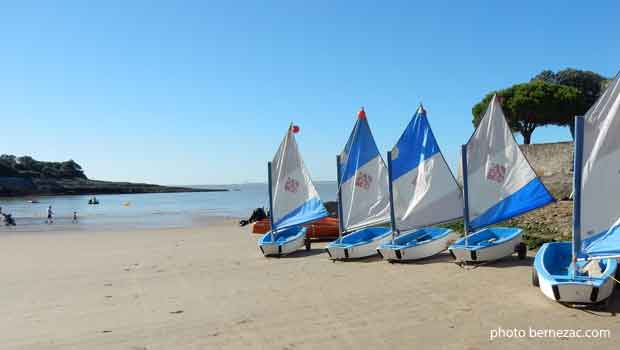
[0,155,226,196]
[520,141,573,200]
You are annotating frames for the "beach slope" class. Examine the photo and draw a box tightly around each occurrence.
[0,220,618,349]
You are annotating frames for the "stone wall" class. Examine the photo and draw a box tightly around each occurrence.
[520,141,573,200]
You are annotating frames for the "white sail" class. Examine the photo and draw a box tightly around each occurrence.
[271,126,328,230]
[390,106,462,230]
[465,95,554,230]
[339,109,390,232]
[580,73,620,243]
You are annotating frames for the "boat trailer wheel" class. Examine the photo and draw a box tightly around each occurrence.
[515,242,527,260]
[531,267,539,287]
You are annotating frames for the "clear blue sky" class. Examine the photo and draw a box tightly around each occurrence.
[1,1,619,185]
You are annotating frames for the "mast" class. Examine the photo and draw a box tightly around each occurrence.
[267,161,275,242]
[387,150,398,243]
[336,155,345,239]
[571,116,585,276]
[461,145,471,245]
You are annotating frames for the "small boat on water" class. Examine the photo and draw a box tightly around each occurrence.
[326,108,391,260]
[533,73,620,306]
[448,95,555,262]
[258,124,329,257]
[377,105,462,261]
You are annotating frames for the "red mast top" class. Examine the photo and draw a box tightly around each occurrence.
[357,107,366,120]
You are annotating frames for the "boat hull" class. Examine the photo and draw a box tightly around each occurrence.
[326,227,391,260]
[448,227,523,262]
[377,227,455,261]
[258,226,307,257]
[534,242,618,304]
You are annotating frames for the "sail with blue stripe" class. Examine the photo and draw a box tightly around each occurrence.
[465,95,554,231]
[271,125,328,230]
[338,108,390,232]
[579,73,620,259]
[390,106,462,230]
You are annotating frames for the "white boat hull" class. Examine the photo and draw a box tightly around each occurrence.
[377,230,456,261]
[538,274,616,304]
[534,242,618,304]
[449,228,524,262]
[326,227,391,260]
[259,227,307,257]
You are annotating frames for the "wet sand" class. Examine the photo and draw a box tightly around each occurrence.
[1,219,618,349]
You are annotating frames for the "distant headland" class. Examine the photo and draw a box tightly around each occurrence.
[0,155,227,197]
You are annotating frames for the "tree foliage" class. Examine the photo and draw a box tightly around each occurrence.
[0,155,87,179]
[472,81,584,144]
[531,68,608,136]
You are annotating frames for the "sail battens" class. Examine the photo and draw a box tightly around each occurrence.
[390,107,462,231]
[465,95,553,230]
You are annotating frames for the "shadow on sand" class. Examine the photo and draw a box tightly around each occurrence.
[454,256,534,270]
[329,255,385,263]
[272,248,327,259]
[385,252,456,265]
[566,287,620,317]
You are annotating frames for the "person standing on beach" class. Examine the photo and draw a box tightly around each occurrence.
[47,206,54,224]
[72,211,78,224]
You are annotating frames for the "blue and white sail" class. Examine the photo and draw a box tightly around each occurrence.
[390,106,462,230]
[339,108,390,232]
[464,95,554,230]
[270,125,328,230]
[578,73,620,258]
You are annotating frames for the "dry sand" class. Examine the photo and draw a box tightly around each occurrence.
[1,218,619,350]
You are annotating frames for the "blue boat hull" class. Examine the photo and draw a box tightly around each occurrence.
[259,226,307,256]
[448,227,525,262]
[377,227,455,261]
[533,241,618,304]
[326,227,391,260]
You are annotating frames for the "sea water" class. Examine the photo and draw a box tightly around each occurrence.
[0,182,337,233]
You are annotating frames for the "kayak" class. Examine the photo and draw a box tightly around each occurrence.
[252,217,340,240]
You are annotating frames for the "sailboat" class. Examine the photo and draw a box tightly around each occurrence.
[326,108,392,260]
[533,73,620,305]
[448,95,554,262]
[258,124,329,256]
[377,105,463,261]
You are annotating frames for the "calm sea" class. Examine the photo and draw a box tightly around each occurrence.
[0,182,337,233]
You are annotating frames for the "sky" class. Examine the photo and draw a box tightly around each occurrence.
[1,1,619,185]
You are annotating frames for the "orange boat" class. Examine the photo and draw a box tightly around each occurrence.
[252,217,340,240]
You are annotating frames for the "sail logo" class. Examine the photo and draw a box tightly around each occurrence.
[284,177,300,193]
[355,172,373,190]
[487,163,507,183]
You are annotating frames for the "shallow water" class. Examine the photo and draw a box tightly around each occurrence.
[0,182,337,233]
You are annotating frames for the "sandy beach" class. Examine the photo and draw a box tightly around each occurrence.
[1,219,618,350]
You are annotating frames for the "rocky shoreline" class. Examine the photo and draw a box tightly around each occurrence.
[0,177,227,197]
